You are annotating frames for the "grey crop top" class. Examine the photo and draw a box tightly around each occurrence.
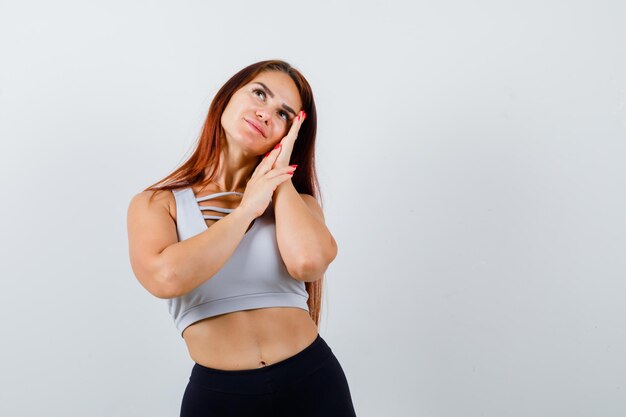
[167,187,310,337]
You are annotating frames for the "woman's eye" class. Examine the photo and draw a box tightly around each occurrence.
[279,111,288,121]
[253,89,266,100]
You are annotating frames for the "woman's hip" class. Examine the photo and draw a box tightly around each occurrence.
[180,334,357,416]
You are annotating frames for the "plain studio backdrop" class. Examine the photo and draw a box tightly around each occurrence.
[1,1,625,416]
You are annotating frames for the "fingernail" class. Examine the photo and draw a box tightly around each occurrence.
[264,152,270,157]
[273,143,282,150]
[302,112,306,121]
[290,164,298,169]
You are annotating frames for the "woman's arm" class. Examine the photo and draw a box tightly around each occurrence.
[272,180,338,282]
[127,191,257,299]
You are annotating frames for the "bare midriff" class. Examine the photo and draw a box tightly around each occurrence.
[182,307,319,370]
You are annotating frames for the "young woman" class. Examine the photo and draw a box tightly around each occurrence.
[127,59,357,416]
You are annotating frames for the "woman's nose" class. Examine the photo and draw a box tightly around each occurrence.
[256,112,270,125]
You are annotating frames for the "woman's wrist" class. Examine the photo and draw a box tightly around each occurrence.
[232,204,259,225]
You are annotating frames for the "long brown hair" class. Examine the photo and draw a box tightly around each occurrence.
[143,59,325,328]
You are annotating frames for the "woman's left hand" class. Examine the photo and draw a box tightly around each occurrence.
[269,110,306,169]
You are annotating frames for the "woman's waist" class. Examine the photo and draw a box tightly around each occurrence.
[183,307,319,370]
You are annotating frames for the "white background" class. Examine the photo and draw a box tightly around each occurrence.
[1,1,625,416]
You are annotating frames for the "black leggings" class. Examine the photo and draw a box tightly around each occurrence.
[180,333,357,416]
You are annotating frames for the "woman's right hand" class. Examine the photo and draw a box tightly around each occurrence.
[237,145,296,219]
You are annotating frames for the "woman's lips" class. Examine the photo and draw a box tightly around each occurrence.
[245,119,265,137]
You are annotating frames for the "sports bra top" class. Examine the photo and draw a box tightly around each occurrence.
[167,187,310,338]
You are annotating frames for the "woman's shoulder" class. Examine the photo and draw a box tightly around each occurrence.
[130,188,178,222]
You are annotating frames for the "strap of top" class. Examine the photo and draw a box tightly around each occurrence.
[196,191,244,201]
[195,191,244,221]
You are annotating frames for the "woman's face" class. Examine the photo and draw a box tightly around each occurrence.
[221,71,303,155]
